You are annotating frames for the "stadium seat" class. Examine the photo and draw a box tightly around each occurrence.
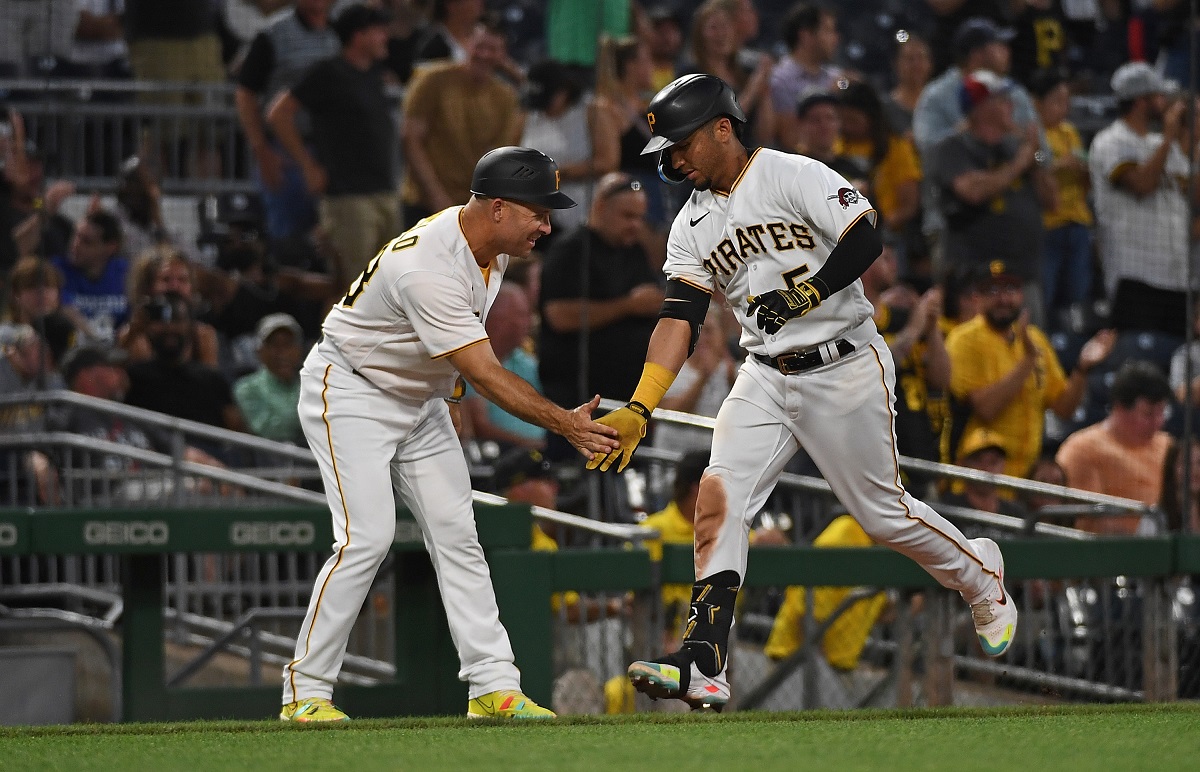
[1101,330,1183,375]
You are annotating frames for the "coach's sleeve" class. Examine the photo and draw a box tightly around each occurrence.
[393,271,489,359]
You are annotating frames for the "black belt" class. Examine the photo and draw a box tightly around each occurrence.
[754,339,855,375]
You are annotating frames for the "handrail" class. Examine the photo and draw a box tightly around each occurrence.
[0,432,325,504]
[604,397,1156,514]
[471,490,659,543]
[0,391,317,463]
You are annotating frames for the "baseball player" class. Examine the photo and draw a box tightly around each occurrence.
[588,75,1017,711]
[281,147,620,722]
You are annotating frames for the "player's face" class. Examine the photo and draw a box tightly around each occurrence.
[666,120,727,191]
[500,200,552,256]
[980,280,1024,329]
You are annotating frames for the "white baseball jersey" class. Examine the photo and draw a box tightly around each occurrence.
[663,147,878,356]
[320,206,505,400]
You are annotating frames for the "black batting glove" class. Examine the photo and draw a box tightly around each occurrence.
[746,281,822,334]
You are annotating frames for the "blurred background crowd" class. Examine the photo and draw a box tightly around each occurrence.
[3,0,1200,542]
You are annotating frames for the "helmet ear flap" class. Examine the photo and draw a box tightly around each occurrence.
[657,150,688,185]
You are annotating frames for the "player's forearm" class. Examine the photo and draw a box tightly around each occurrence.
[644,319,692,381]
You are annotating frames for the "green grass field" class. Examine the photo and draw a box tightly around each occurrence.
[2,703,1198,772]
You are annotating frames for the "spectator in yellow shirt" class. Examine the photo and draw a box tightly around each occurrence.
[945,261,1114,477]
[763,514,889,671]
[1031,70,1093,325]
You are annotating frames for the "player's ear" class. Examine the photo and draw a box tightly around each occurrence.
[492,198,506,222]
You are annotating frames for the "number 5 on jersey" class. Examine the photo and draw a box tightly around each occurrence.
[340,233,419,308]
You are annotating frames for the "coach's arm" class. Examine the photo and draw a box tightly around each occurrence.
[448,341,618,459]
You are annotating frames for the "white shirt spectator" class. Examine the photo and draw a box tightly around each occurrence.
[1089,118,1191,296]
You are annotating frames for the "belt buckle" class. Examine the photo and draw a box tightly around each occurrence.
[777,352,802,375]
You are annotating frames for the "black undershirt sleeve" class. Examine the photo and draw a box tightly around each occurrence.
[806,216,883,301]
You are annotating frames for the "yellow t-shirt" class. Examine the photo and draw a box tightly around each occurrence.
[640,503,696,632]
[532,524,580,612]
[763,515,888,671]
[834,136,922,225]
[1042,121,1094,229]
[945,316,1067,477]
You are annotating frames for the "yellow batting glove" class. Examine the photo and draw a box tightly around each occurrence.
[585,401,651,473]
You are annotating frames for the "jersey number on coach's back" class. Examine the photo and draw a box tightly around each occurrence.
[341,233,419,308]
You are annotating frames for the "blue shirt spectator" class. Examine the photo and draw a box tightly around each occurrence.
[51,210,130,344]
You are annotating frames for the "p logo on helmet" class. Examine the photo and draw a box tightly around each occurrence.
[647,112,656,132]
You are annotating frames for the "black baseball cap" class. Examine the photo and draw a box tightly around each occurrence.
[332,4,392,45]
[60,344,127,387]
[973,259,1027,286]
[29,311,75,365]
[492,448,555,492]
[471,146,576,209]
[953,17,1015,59]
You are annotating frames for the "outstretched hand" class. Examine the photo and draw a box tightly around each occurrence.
[584,400,651,473]
[564,394,621,461]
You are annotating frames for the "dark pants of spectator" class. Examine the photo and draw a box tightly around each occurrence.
[252,141,318,242]
[1109,279,1188,336]
[1043,222,1093,324]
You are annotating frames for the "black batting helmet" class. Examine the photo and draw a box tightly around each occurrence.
[470,146,577,209]
[640,74,746,184]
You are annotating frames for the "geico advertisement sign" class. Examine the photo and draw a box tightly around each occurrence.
[230,521,316,547]
[84,520,170,546]
[0,522,17,547]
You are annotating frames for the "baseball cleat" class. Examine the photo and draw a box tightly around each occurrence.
[467,690,556,719]
[627,660,729,712]
[280,697,350,722]
[970,537,1018,657]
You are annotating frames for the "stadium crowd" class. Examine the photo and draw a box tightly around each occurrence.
[2,0,1200,543]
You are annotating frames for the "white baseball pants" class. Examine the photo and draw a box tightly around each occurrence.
[283,347,521,703]
[698,335,999,605]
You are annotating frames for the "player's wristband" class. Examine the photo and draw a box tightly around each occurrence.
[445,376,466,404]
[630,362,676,413]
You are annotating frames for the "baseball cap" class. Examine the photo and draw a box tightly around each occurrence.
[959,70,1013,113]
[255,312,303,348]
[492,448,555,492]
[953,17,1015,59]
[471,146,577,209]
[60,344,127,387]
[956,428,1008,464]
[1111,61,1176,101]
[796,89,839,118]
[332,3,392,45]
[973,259,1026,287]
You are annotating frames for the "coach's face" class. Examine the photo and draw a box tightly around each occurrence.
[665,117,733,192]
[498,199,552,257]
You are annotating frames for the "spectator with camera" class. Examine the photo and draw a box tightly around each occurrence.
[124,292,245,440]
[118,246,220,367]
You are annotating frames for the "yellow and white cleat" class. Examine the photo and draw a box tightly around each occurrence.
[467,690,556,719]
[280,697,350,722]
